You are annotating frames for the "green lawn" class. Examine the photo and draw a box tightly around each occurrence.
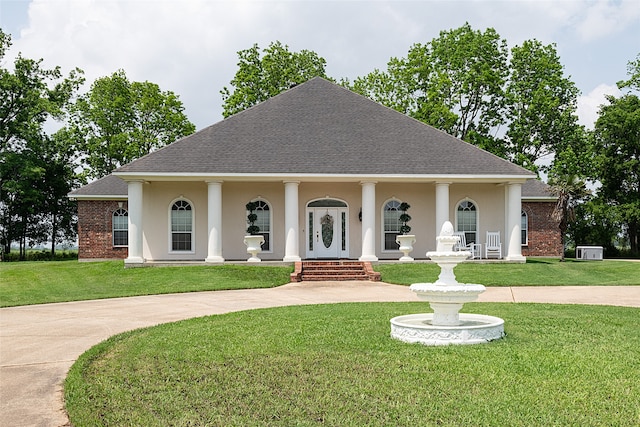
[2,258,639,307]
[376,258,640,286]
[0,261,292,307]
[65,302,640,426]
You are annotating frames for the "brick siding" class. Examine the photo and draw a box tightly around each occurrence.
[77,200,128,259]
[522,202,562,257]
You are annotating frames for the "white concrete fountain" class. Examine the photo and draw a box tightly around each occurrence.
[390,221,504,345]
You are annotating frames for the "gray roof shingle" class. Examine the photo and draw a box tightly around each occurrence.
[69,174,127,198]
[114,77,535,177]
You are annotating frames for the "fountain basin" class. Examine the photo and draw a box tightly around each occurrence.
[410,283,486,302]
[390,313,505,346]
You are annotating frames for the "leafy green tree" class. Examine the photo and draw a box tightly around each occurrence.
[569,199,621,257]
[351,23,508,153]
[617,53,640,91]
[0,29,84,258]
[69,69,195,179]
[221,41,329,118]
[592,93,640,254]
[504,40,582,173]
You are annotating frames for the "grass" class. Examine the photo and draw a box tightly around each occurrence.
[376,258,640,286]
[0,261,292,307]
[2,258,639,307]
[65,302,640,426]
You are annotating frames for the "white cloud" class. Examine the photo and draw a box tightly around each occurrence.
[574,0,640,42]
[577,83,621,129]
[5,0,638,130]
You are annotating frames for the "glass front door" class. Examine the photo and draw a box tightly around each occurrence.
[306,199,348,259]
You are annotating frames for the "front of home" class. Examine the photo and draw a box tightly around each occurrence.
[70,78,562,264]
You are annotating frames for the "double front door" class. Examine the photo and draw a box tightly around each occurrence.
[306,200,348,259]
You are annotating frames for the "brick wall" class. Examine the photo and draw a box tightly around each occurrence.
[522,201,562,257]
[77,200,128,260]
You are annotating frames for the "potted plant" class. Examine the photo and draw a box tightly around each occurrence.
[395,202,416,262]
[244,201,265,262]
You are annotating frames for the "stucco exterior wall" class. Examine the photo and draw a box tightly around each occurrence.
[77,181,560,261]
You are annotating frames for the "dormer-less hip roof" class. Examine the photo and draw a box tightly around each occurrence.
[112,77,535,182]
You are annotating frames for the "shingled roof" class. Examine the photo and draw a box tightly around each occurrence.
[113,77,535,179]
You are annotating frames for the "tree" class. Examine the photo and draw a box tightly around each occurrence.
[504,40,582,173]
[617,53,640,91]
[0,29,84,259]
[69,70,195,179]
[592,93,640,254]
[549,173,590,261]
[221,41,329,118]
[350,23,508,154]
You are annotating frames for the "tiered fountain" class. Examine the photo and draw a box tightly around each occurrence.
[390,221,504,345]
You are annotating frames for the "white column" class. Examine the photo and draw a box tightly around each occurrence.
[359,181,378,261]
[283,181,301,262]
[506,182,526,262]
[205,180,224,263]
[125,180,144,265]
[435,182,451,235]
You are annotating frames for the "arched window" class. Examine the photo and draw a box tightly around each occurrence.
[171,200,193,251]
[112,208,128,247]
[383,200,402,251]
[248,199,271,251]
[456,200,478,244]
[521,210,528,245]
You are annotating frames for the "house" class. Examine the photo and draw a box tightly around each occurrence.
[69,77,562,264]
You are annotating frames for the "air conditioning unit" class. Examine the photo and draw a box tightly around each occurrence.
[576,246,603,261]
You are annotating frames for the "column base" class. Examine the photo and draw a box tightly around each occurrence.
[205,256,225,263]
[124,257,145,267]
[283,255,302,262]
[359,255,378,262]
[506,255,527,263]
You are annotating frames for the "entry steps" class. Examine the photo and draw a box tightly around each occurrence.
[290,260,381,282]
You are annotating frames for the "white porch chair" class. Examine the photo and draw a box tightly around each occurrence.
[485,231,502,259]
[453,232,480,259]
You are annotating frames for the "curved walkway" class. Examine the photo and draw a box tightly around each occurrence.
[2,282,639,427]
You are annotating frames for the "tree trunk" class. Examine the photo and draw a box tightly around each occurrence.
[629,221,639,255]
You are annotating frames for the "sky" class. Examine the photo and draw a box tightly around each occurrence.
[1,0,639,132]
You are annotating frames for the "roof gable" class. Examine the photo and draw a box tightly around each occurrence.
[114,77,534,178]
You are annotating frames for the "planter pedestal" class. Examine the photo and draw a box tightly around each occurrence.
[244,235,265,262]
[396,234,416,262]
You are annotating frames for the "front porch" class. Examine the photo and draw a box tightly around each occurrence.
[122,179,527,266]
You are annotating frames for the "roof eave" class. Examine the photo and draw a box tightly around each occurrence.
[112,171,535,184]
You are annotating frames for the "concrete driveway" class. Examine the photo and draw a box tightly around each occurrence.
[2,282,639,427]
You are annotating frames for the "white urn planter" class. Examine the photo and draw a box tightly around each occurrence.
[396,234,416,262]
[244,235,265,262]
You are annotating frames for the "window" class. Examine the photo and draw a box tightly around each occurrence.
[521,210,528,245]
[383,200,402,251]
[171,200,193,251]
[248,199,271,251]
[112,208,128,247]
[456,200,478,244]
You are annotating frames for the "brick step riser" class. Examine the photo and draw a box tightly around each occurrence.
[303,272,366,275]
[290,261,381,282]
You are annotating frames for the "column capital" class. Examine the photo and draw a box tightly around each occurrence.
[360,180,377,186]
[205,179,223,185]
